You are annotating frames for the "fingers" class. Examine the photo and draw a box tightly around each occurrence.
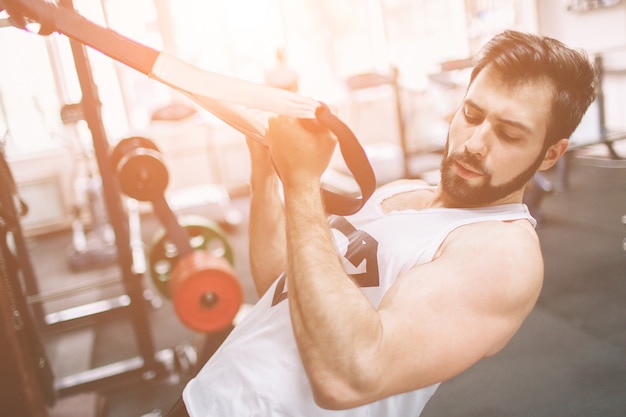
[1,0,57,34]
[265,114,337,185]
[2,0,27,29]
[266,114,335,147]
[298,117,326,134]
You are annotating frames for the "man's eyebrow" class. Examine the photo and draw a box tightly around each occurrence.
[464,98,533,134]
[498,116,533,134]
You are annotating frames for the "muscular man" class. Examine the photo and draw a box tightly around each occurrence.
[169,30,596,416]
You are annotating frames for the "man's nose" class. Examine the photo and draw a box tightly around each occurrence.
[464,124,490,157]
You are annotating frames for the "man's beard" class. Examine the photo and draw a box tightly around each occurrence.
[439,140,545,207]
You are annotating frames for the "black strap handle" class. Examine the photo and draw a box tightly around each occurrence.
[315,103,376,216]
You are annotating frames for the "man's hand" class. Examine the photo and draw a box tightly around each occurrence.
[265,115,337,189]
[0,0,57,35]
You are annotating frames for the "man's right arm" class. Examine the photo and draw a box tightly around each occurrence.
[246,137,287,296]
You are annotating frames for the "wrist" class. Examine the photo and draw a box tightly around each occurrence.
[249,171,281,194]
[282,177,322,201]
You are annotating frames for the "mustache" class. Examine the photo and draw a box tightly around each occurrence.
[448,151,487,175]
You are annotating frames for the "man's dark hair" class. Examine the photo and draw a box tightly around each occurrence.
[469,30,598,148]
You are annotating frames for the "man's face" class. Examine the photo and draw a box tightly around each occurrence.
[440,66,555,207]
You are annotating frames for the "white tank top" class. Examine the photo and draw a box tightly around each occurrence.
[183,182,536,417]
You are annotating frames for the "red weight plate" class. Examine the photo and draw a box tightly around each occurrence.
[170,251,243,333]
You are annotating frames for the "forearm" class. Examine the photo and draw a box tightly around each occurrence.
[248,171,286,296]
[283,180,382,406]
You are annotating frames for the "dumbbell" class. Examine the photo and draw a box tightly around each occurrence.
[110,137,243,333]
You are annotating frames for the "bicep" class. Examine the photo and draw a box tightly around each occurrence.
[373,226,543,394]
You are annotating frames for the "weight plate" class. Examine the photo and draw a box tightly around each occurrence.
[111,136,169,201]
[110,136,160,173]
[170,251,243,333]
[117,149,169,201]
[148,215,235,298]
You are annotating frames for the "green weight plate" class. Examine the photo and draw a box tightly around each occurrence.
[148,214,235,298]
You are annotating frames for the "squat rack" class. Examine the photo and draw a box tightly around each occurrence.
[0,0,188,402]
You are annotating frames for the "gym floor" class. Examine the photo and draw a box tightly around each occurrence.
[31,142,626,417]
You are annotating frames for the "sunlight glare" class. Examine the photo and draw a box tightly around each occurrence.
[223,0,273,32]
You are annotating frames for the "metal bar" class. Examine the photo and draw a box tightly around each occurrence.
[60,0,160,373]
[44,295,130,325]
[26,277,122,304]
[152,196,194,258]
[54,348,176,398]
[55,355,144,396]
[127,198,147,275]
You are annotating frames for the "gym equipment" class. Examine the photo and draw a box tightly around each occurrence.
[110,136,243,333]
[58,101,119,271]
[0,0,376,216]
[109,136,169,202]
[1,146,56,410]
[66,176,118,271]
[149,214,234,299]
[622,214,626,253]
[169,251,242,333]
[0,1,196,401]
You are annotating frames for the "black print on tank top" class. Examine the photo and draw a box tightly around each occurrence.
[271,216,380,306]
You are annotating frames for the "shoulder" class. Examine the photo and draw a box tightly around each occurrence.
[449,218,539,255]
[435,205,535,243]
[437,218,544,310]
[442,218,542,274]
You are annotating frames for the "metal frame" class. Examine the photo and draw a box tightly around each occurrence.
[0,1,192,399]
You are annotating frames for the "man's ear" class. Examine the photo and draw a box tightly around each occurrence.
[538,138,569,171]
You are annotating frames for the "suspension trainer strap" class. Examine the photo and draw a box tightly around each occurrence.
[4,0,376,215]
[315,104,376,216]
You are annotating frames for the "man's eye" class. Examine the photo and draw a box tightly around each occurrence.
[463,109,481,124]
[497,129,520,142]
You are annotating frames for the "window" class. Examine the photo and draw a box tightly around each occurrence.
[0,26,65,156]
